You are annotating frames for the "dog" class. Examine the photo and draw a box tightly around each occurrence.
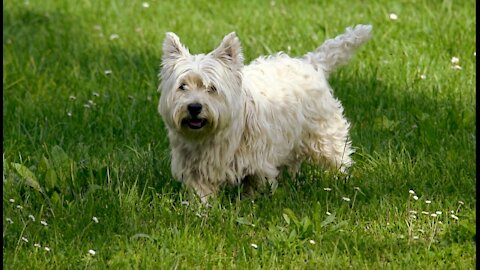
[158,24,372,202]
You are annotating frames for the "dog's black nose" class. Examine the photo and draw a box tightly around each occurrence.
[187,103,203,116]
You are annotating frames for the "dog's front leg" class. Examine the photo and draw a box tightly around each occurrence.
[188,180,217,203]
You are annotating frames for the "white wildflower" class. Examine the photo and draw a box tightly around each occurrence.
[69,95,77,100]
[21,237,28,243]
[92,216,99,223]
[451,57,459,64]
[40,220,48,226]
[16,205,23,209]
[341,197,351,202]
[425,200,431,204]
[92,92,100,97]
[142,2,150,8]
[44,247,51,252]
[451,65,462,70]
[181,201,189,206]
[109,34,119,40]
[88,249,96,256]
[389,13,398,20]
[104,70,112,75]
[309,240,316,245]
[458,200,464,205]
[323,187,332,191]
[34,243,41,248]
[413,195,419,200]
[413,236,419,240]
[435,211,442,215]
[420,74,427,80]
[430,213,437,217]
[409,189,415,195]
[250,243,258,249]
[9,199,15,203]
[326,211,331,216]
[28,214,35,222]
[409,210,417,214]
[67,112,72,117]
[450,214,459,220]
[6,218,13,224]
[421,211,429,215]
[83,104,91,108]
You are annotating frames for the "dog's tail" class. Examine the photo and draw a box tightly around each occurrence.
[304,24,372,76]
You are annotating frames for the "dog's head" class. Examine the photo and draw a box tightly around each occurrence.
[158,32,244,139]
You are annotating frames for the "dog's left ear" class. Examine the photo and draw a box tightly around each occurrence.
[211,32,244,68]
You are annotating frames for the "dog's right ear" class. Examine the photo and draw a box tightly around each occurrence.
[162,32,190,63]
[160,33,190,93]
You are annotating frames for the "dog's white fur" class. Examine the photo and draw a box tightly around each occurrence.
[158,25,372,202]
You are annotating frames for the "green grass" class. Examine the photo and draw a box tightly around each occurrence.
[3,0,476,269]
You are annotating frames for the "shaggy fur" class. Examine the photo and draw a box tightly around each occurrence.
[158,24,372,202]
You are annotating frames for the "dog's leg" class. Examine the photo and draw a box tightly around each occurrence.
[242,173,279,197]
[188,180,217,203]
[318,125,353,173]
[242,175,257,198]
[286,163,301,179]
[305,115,354,174]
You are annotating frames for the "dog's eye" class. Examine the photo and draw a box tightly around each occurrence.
[209,85,217,93]
[178,83,187,91]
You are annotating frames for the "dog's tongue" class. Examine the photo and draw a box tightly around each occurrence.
[189,119,203,128]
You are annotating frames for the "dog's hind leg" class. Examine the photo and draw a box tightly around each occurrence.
[306,116,354,174]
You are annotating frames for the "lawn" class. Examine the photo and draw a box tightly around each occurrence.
[3,0,476,269]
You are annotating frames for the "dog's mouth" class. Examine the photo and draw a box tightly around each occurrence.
[183,118,207,130]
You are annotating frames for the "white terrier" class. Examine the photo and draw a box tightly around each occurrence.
[158,24,372,202]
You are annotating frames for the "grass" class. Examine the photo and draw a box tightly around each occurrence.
[3,0,476,268]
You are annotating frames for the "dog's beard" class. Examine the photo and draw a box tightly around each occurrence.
[171,106,217,138]
[182,117,207,130]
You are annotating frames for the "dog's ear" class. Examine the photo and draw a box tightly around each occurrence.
[162,32,190,63]
[211,32,244,68]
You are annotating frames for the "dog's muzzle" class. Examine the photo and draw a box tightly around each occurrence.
[183,103,207,130]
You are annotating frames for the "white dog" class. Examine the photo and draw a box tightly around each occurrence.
[158,24,372,202]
